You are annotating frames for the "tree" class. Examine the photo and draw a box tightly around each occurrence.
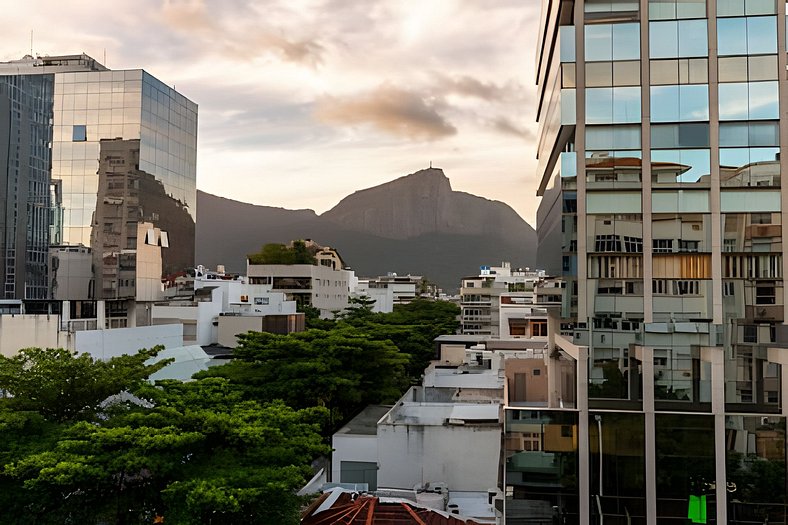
[199,328,409,431]
[0,349,329,524]
[247,240,316,265]
[1,378,329,524]
[0,347,168,422]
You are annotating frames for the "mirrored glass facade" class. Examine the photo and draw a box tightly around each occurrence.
[535,0,788,522]
[0,55,197,303]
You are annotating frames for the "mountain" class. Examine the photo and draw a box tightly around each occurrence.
[196,168,536,292]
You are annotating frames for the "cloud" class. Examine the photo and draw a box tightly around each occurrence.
[158,0,325,65]
[491,117,535,140]
[314,84,456,140]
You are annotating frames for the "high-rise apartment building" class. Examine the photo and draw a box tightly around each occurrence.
[516,1,788,522]
[0,55,197,311]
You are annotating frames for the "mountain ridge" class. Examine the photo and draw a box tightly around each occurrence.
[196,168,536,291]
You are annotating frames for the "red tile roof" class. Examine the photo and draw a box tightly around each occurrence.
[301,492,487,525]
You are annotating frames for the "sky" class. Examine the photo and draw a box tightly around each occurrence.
[0,0,542,224]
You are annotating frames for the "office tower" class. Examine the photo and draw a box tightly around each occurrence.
[520,1,788,523]
[0,55,197,308]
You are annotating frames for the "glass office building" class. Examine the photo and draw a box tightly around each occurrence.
[530,1,787,523]
[0,55,197,304]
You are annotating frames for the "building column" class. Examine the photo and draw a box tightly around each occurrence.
[702,346,727,524]
[577,345,590,525]
[636,345,656,524]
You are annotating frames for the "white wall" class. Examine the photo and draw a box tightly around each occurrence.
[376,423,500,492]
[331,434,378,483]
[75,323,183,360]
[0,315,64,357]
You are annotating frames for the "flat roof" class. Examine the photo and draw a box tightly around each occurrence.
[334,404,392,436]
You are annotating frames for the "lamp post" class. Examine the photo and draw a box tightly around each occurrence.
[595,414,603,525]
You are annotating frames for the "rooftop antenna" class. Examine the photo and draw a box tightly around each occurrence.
[103,48,106,66]
[429,160,432,169]
[30,30,33,56]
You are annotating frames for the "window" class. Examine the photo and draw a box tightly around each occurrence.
[624,236,643,252]
[653,239,674,253]
[586,61,641,87]
[743,325,758,343]
[531,321,548,337]
[717,16,777,56]
[72,124,87,141]
[586,125,642,150]
[723,281,736,295]
[719,82,779,120]
[650,58,708,85]
[719,121,779,147]
[679,240,700,252]
[650,19,708,58]
[650,85,709,122]
[586,87,642,124]
[585,23,641,62]
[651,149,711,184]
[756,283,776,304]
[717,0,777,17]
[718,55,778,82]
[651,123,709,148]
[596,234,622,252]
[649,0,706,19]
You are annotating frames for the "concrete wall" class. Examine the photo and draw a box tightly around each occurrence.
[75,323,182,360]
[331,434,378,483]
[0,315,63,357]
[376,423,500,492]
[218,316,263,347]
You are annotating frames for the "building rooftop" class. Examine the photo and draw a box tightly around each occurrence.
[380,400,500,427]
[334,404,393,436]
[301,488,490,525]
[0,54,108,74]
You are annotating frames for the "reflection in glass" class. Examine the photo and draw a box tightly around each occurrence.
[586,87,641,124]
[720,147,780,187]
[725,415,786,521]
[505,410,579,523]
[655,414,716,522]
[589,413,646,523]
[651,149,711,185]
[725,341,782,410]
[649,0,706,20]
[650,84,709,122]
[652,213,711,253]
[586,125,642,150]
[720,121,779,147]
[585,23,641,62]
[586,151,643,188]
[651,123,709,149]
[650,19,708,58]
[652,344,711,402]
[650,58,708,85]
[718,16,777,55]
[718,0,778,17]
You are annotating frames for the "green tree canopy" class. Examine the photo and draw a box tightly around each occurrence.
[247,240,317,265]
[198,327,409,431]
[0,350,329,524]
[0,347,168,422]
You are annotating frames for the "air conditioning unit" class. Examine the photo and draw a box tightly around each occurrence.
[240,295,248,302]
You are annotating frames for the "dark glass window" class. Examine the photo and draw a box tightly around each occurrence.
[72,124,87,142]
